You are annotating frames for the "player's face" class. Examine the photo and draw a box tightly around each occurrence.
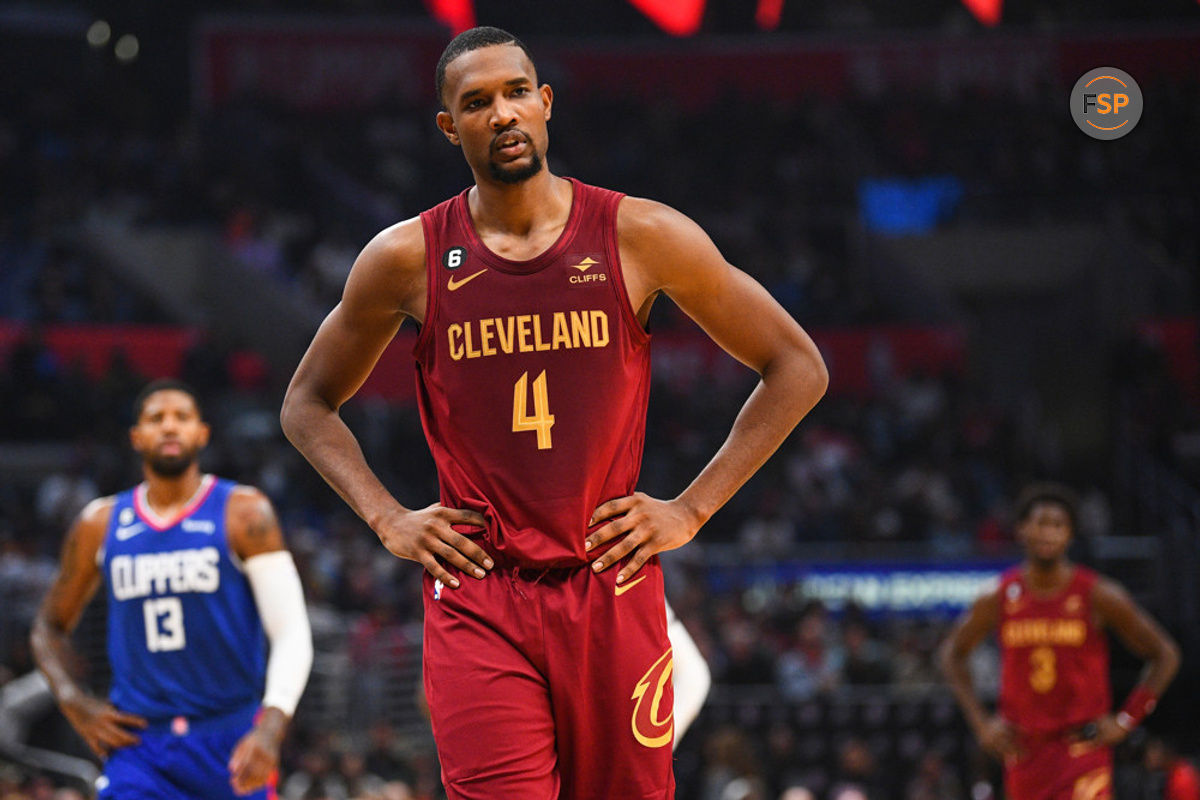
[436,45,553,185]
[1018,502,1072,566]
[130,390,209,478]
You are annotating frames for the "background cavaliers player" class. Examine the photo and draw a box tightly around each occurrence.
[281,25,827,800]
[31,380,313,799]
[940,483,1180,800]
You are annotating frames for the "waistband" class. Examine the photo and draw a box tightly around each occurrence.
[142,702,259,737]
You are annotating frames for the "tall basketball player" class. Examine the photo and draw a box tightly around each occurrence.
[32,380,313,799]
[281,26,827,799]
[940,483,1180,800]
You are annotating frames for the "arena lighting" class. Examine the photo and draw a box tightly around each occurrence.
[625,0,706,35]
[423,0,475,34]
[961,0,1003,26]
[86,19,111,48]
[114,33,139,63]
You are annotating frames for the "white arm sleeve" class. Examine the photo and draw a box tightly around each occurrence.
[666,600,711,749]
[243,551,313,717]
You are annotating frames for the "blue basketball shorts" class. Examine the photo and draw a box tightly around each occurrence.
[96,704,275,800]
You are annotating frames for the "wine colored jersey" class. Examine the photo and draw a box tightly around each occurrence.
[997,565,1110,734]
[414,178,651,568]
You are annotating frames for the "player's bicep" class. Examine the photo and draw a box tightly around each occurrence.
[227,488,286,561]
[946,589,1000,657]
[1094,579,1171,659]
[624,200,819,375]
[39,500,109,632]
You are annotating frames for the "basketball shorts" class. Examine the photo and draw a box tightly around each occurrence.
[97,703,275,800]
[1005,736,1112,800]
[422,556,675,800]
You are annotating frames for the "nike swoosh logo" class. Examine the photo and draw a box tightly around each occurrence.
[614,574,648,596]
[115,524,145,541]
[447,268,488,291]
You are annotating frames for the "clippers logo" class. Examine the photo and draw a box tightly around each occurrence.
[119,507,135,526]
[630,648,674,749]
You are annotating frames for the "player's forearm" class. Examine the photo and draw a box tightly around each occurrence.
[938,645,991,734]
[280,392,407,527]
[676,349,826,524]
[30,615,87,705]
[1138,636,1181,698]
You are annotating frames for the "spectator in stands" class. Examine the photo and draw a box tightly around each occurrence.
[777,602,844,700]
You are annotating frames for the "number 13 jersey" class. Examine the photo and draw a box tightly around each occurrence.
[101,476,267,721]
[415,179,651,569]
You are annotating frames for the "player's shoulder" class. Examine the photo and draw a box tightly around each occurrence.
[360,216,426,273]
[616,195,695,241]
[78,495,118,530]
[226,484,277,520]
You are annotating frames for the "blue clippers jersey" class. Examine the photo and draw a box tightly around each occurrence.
[101,476,266,721]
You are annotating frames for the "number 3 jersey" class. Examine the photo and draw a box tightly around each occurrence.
[997,565,1110,735]
[415,178,651,569]
[100,475,267,721]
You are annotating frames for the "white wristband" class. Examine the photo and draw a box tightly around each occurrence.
[244,551,313,717]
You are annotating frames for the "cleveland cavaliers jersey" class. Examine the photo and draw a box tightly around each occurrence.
[415,178,651,568]
[100,475,266,720]
[997,565,1110,734]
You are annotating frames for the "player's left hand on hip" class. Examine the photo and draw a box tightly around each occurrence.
[1079,714,1129,746]
[228,710,285,795]
[586,492,698,583]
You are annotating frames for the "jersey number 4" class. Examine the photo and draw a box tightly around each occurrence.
[143,597,186,652]
[513,370,555,450]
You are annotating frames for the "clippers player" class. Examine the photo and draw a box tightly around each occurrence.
[940,483,1180,800]
[32,380,313,799]
[281,26,827,800]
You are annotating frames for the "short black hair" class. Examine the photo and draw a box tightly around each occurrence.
[435,26,535,108]
[1014,482,1078,531]
[133,379,203,422]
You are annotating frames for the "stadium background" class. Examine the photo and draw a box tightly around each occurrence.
[1,0,1198,797]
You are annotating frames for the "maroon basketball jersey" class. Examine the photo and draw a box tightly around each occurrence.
[997,565,1110,734]
[414,179,650,568]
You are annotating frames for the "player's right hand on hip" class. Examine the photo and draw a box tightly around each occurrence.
[375,503,492,588]
[975,715,1022,761]
[60,691,147,758]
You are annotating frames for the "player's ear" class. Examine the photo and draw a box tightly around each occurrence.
[541,84,553,121]
[436,110,461,146]
[197,421,211,449]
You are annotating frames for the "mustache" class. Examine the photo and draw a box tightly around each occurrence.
[490,128,530,150]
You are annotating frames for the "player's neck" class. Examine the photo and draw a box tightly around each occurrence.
[468,169,570,237]
[1024,559,1073,592]
[142,465,205,517]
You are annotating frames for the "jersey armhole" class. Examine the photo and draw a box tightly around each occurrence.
[605,193,651,347]
[412,212,441,360]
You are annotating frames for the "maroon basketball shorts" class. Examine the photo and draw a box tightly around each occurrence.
[1005,737,1112,800]
[422,556,676,800]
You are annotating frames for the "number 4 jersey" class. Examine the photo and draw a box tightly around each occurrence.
[101,475,267,720]
[997,565,1110,734]
[416,179,650,569]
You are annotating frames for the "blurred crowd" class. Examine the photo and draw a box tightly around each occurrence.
[2,16,1198,800]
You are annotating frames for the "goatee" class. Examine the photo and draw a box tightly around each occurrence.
[489,151,544,184]
[146,453,196,478]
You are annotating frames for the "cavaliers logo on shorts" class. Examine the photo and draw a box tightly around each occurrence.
[630,648,674,748]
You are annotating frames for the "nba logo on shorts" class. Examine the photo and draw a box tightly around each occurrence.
[434,579,444,601]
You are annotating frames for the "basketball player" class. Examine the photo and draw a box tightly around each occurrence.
[280,26,827,800]
[31,380,313,799]
[940,483,1180,800]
